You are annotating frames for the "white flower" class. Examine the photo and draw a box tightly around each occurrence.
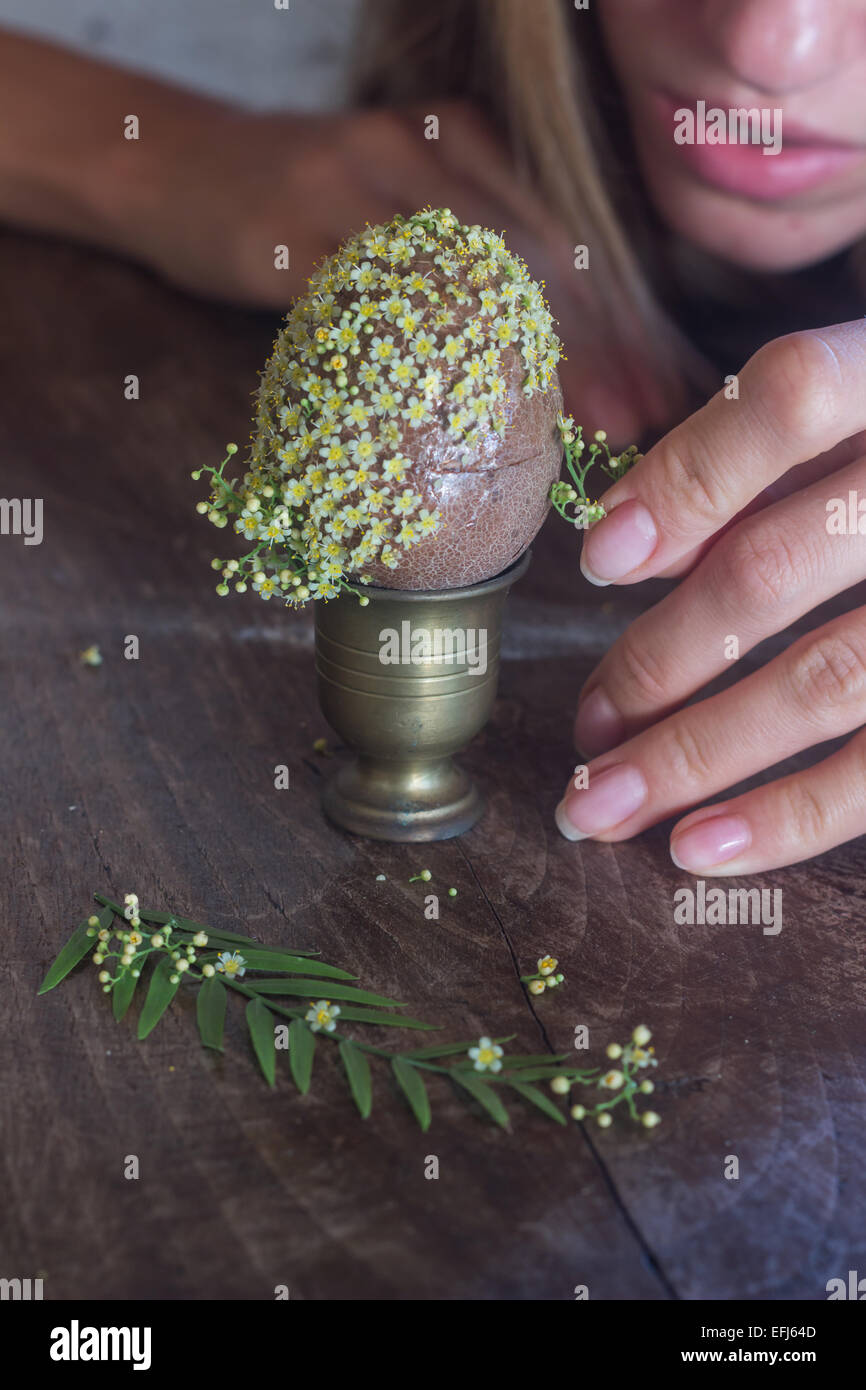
[393,489,419,516]
[468,1037,504,1073]
[370,334,397,363]
[306,999,341,1033]
[410,332,438,361]
[388,357,417,388]
[416,508,439,536]
[347,431,381,465]
[402,395,432,428]
[418,369,442,398]
[252,574,280,600]
[441,334,465,365]
[215,951,246,978]
[349,260,377,289]
[370,385,402,417]
[381,454,409,483]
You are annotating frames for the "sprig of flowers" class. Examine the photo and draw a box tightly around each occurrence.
[549,413,642,530]
[39,894,666,1134]
[194,207,562,607]
[521,953,565,995]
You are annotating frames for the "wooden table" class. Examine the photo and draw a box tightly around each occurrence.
[5,231,865,1301]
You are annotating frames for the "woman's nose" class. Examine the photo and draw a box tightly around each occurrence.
[700,0,865,93]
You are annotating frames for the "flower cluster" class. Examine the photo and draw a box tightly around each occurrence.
[521,953,565,995]
[466,1024,662,1129]
[195,207,562,606]
[88,895,210,988]
[568,1025,661,1129]
[549,414,642,530]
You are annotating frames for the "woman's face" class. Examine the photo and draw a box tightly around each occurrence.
[598,0,866,270]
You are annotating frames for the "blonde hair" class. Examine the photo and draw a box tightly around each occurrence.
[353,0,715,434]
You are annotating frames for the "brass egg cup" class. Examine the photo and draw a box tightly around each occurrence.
[315,552,530,841]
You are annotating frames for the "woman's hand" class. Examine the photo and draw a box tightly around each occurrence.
[556,320,866,874]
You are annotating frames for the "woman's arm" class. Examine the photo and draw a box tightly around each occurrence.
[0,29,230,253]
[0,30,650,438]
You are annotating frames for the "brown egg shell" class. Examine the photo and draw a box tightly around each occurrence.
[361,369,563,590]
[265,243,564,591]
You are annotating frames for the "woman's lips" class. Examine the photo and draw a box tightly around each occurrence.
[648,91,864,201]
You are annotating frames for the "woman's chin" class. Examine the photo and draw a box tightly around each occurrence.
[643,163,866,273]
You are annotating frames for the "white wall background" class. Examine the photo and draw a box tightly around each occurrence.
[0,0,361,109]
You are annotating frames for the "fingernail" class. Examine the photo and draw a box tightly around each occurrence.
[555,798,588,842]
[670,814,752,871]
[556,762,647,839]
[581,500,658,583]
[575,688,624,758]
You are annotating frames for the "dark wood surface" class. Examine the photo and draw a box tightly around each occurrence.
[4,230,865,1301]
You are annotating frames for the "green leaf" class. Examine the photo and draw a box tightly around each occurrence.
[467,1065,575,1084]
[137,955,181,1040]
[500,1054,571,1068]
[112,968,138,1022]
[334,1007,437,1030]
[244,979,403,1008]
[238,949,355,980]
[134,912,318,954]
[392,1057,431,1131]
[38,905,114,995]
[288,1018,315,1094]
[452,1071,510,1129]
[339,1040,372,1118]
[196,975,227,1051]
[405,1035,513,1061]
[508,1080,568,1125]
[246,996,276,1087]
